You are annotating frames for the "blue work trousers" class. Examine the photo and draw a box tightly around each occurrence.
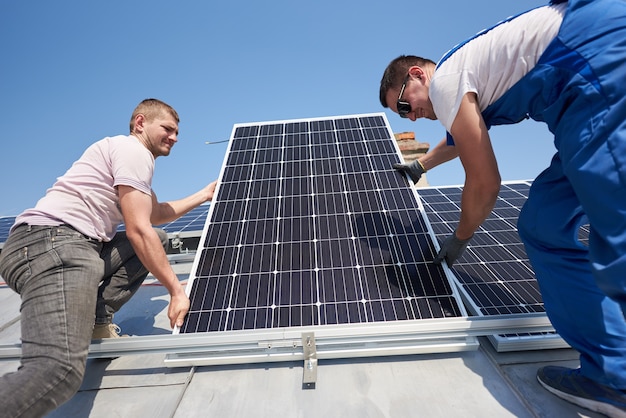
[517,0,626,390]
[0,224,167,417]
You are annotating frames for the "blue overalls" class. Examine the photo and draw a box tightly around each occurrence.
[480,0,626,389]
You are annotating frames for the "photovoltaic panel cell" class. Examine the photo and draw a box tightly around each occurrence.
[180,114,465,335]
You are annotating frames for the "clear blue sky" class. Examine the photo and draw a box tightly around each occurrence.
[0,0,554,216]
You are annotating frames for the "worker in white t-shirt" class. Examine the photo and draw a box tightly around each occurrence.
[0,98,217,416]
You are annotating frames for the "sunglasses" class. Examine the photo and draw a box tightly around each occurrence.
[396,75,412,118]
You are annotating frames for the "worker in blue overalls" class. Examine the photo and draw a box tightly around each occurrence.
[379,0,626,415]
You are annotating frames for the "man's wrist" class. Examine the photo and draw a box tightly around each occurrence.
[454,229,473,241]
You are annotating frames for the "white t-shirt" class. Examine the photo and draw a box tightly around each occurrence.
[15,135,154,241]
[430,3,566,132]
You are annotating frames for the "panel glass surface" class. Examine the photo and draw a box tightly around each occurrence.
[116,205,210,235]
[181,114,464,334]
[420,182,589,340]
[0,216,16,247]
[154,204,210,234]
[2,206,210,248]
[420,183,541,317]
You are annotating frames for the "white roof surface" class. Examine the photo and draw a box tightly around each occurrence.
[0,261,601,418]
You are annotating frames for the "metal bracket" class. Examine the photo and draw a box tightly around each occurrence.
[301,332,317,389]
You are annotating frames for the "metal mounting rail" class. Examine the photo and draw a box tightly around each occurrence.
[0,314,555,362]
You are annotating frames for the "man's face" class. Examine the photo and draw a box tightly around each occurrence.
[386,72,436,121]
[143,114,179,158]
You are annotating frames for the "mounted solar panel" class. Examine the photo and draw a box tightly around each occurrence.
[0,216,16,251]
[166,113,476,367]
[116,204,209,237]
[116,205,210,261]
[155,204,210,238]
[1,205,210,253]
[0,205,208,252]
[154,204,211,261]
[419,182,573,351]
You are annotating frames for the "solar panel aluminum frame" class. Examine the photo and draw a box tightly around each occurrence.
[419,181,568,352]
[166,113,478,366]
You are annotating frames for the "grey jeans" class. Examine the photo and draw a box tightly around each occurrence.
[0,224,168,417]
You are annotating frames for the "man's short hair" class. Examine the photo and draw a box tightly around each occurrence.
[379,55,436,107]
[129,98,179,133]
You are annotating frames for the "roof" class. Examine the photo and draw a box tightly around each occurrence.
[0,261,601,417]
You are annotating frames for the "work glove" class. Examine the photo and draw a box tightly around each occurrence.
[392,160,426,183]
[434,231,472,267]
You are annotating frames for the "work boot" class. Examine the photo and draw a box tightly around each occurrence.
[92,323,127,339]
[537,366,626,417]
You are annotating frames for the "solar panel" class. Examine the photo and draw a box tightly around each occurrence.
[0,205,208,253]
[0,216,16,250]
[153,204,210,238]
[115,204,209,237]
[168,113,474,365]
[420,182,576,351]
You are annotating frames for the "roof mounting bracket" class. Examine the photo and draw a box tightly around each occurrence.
[301,332,317,390]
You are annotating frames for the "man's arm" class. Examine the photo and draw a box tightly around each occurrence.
[450,92,501,240]
[118,185,191,328]
[420,137,459,171]
[434,93,500,267]
[150,180,217,226]
[393,136,458,183]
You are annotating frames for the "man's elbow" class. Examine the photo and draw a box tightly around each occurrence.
[124,223,152,245]
[486,174,501,203]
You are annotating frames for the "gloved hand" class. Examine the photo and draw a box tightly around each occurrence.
[393,160,426,183]
[434,231,472,267]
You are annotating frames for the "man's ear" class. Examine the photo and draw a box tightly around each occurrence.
[408,66,424,80]
[133,114,146,133]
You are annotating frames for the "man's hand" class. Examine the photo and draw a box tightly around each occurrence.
[393,160,426,183]
[434,231,472,267]
[168,292,191,328]
[204,180,218,203]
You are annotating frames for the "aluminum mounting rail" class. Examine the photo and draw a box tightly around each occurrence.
[0,313,556,363]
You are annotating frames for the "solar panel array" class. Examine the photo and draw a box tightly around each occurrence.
[0,206,208,252]
[180,114,466,336]
[3,116,581,355]
[419,182,580,350]
[151,204,210,237]
[1,206,208,239]
[420,183,540,315]
[0,217,16,249]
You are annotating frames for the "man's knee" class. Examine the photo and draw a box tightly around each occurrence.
[58,364,85,403]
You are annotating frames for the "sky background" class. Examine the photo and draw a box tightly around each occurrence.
[0,0,555,216]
